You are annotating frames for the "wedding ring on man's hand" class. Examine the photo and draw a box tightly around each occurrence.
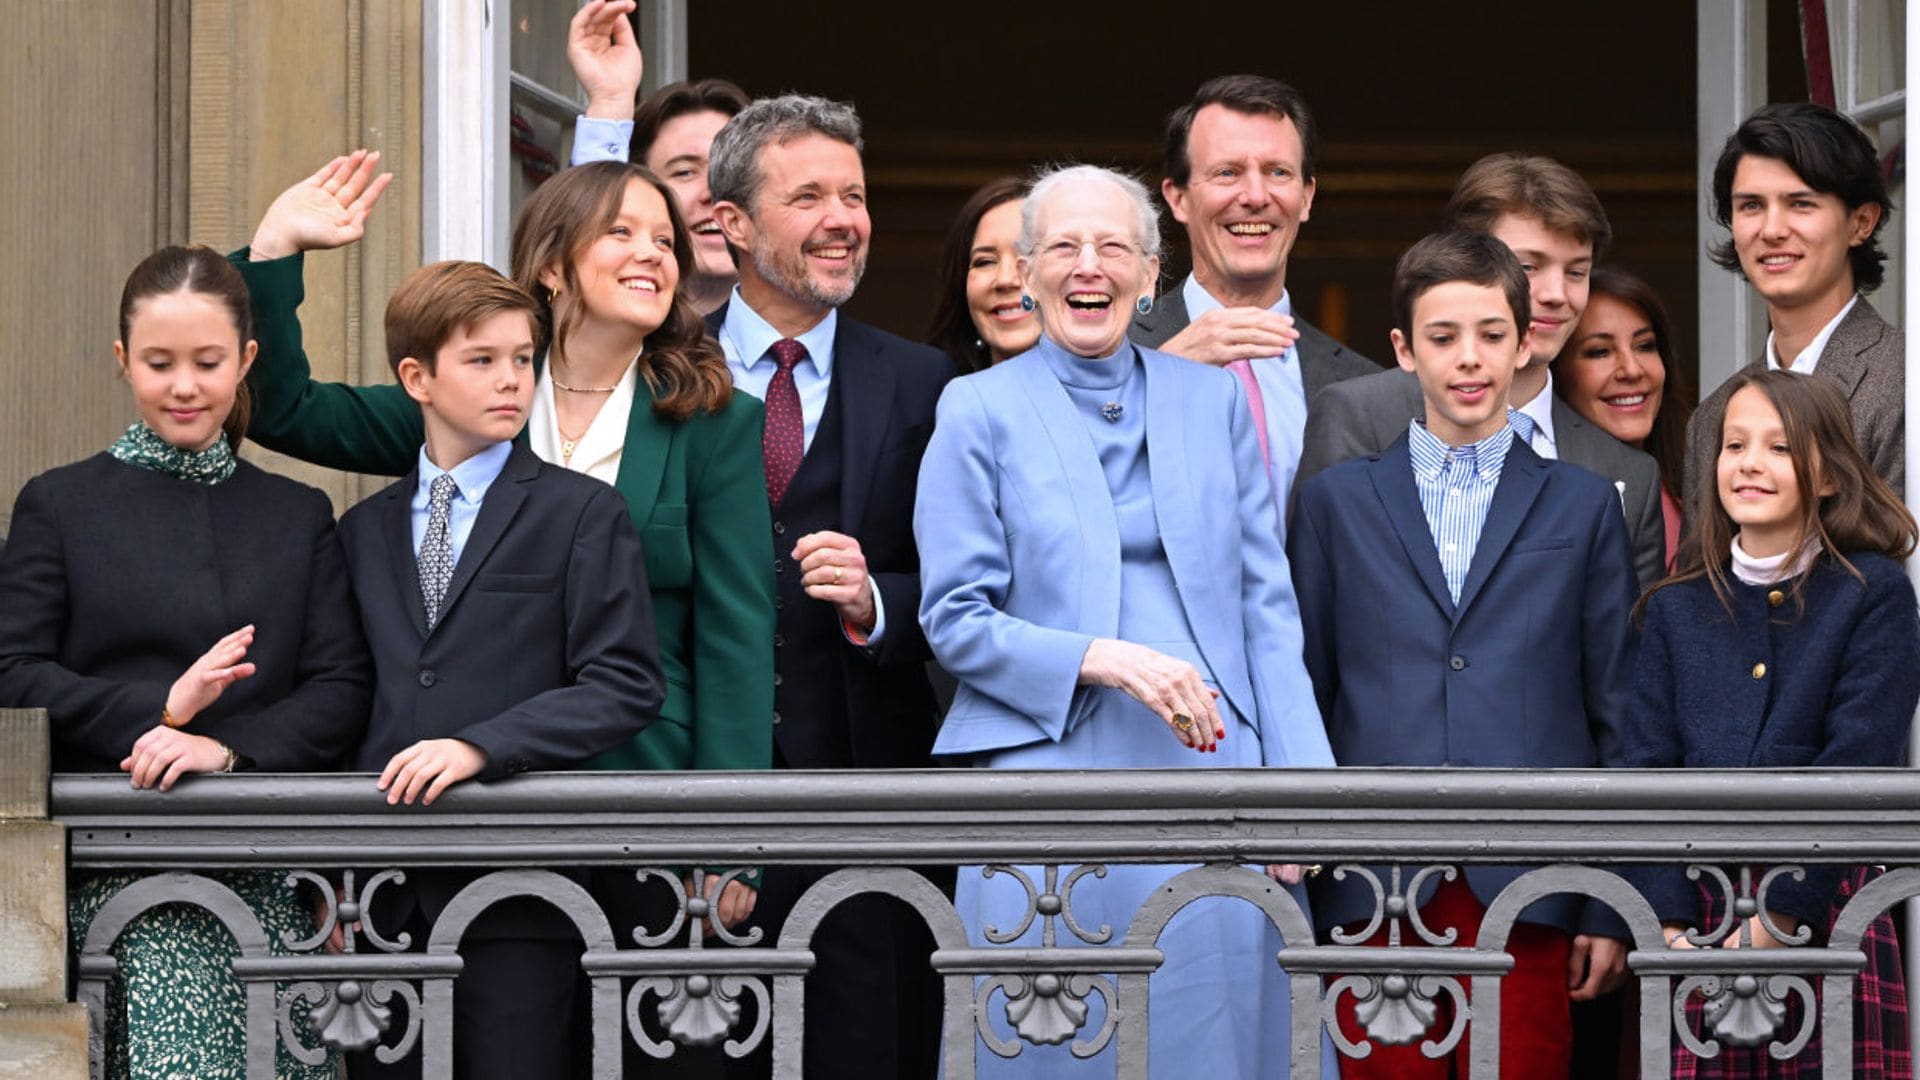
[1171,713,1195,733]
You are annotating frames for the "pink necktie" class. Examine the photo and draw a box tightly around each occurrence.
[762,339,807,505]
[1226,359,1272,468]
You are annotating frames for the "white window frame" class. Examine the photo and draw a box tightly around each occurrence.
[421,0,689,270]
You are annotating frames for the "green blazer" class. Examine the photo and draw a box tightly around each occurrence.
[233,251,775,774]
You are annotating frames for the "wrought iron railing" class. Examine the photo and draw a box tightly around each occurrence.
[50,767,1920,1078]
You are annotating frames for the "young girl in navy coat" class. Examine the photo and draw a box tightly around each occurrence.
[1626,367,1918,1077]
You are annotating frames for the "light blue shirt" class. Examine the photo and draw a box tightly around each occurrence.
[1406,412,1530,603]
[411,441,513,566]
[717,288,839,454]
[1180,276,1308,516]
[572,116,632,166]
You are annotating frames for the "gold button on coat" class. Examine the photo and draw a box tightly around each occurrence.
[1751,662,1767,679]
[1767,589,1785,607]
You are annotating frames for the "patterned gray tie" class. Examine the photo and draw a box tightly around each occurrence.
[418,473,458,630]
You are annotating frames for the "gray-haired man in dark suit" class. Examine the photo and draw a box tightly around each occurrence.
[1133,75,1381,524]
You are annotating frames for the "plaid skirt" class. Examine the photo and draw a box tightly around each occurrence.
[1672,865,1909,1079]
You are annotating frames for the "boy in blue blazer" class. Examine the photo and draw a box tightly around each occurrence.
[1287,231,1637,1077]
[338,261,664,1080]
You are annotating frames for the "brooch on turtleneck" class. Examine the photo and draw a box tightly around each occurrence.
[1101,402,1124,423]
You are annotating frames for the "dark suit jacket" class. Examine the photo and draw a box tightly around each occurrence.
[704,305,953,769]
[1682,296,1906,521]
[1620,552,1920,927]
[1296,367,1668,590]
[236,251,773,775]
[0,454,370,772]
[339,442,663,778]
[1130,281,1383,403]
[1289,434,1638,933]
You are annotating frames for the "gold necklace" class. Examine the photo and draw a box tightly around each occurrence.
[552,376,619,393]
[555,411,592,465]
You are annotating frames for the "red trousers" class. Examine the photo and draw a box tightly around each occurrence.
[1332,877,1573,1078]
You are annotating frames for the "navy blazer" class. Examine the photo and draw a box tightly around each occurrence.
[1619,553,1920,925]
[915,344,1334,768]
[1288,432,1638,931]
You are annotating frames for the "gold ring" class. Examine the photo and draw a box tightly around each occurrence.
[1171,713,1194,732]
[833,566,843,585]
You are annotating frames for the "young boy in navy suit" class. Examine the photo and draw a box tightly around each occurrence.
[1288,231,1637,1078]
[337,260,664,1080]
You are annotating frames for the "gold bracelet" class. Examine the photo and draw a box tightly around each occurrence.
[217,742,238,773]
[162,705,184,729]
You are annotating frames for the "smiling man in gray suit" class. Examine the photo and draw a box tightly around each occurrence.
[1134,76,1381,523]
[1295,154,1668,590]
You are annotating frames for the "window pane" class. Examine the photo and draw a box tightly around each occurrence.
[509,0,582,104]
[1853,0,1903,104]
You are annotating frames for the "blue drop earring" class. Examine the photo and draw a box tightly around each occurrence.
[1136,296,1153,316]
[1019,294,1035,312]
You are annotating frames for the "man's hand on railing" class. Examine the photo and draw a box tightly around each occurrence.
[1565,933,1628,1001]
[377,739,487,806]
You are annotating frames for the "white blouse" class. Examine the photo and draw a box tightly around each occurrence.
[525,358,639,485]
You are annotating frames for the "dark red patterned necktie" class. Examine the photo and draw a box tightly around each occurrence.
[762,338,807,505]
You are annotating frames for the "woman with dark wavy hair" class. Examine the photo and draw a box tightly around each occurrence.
[925,176,1039,373]
[1553,266,1695,568]
[233,151,775,931]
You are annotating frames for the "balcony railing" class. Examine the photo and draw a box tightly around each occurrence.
[48,766,1920,1079]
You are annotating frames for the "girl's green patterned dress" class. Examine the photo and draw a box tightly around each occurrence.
[69,869,335,1080]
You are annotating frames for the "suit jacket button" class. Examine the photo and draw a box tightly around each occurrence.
[1767,589,1785,607]
[772,711,782,725]
[418,669,437,687]
[774,559,784,574]
[1751,662,1767,679]
[773,521,786,535]
[1448,655,1467,671]
[773,673,783,686]
[773,634,784,647]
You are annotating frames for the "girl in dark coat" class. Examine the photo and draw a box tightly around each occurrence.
[1626,367,1918,1078]
[0,246,369,1078]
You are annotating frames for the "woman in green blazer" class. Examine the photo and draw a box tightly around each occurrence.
[237,152,774,929]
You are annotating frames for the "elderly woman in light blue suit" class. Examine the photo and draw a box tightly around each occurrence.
[915,164,1337,1078]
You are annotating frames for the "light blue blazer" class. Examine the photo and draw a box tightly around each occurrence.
[914,343,1335,769]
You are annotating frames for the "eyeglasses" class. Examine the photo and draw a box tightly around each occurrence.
[1034,236,1142,266]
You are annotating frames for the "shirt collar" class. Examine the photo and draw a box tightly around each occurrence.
[722,286,837,378]
[1766,294,1858,374]
[1512,368,1557,449]
[417,439,513,504]
[1407,411,1520,485]
[1181,275,1294,359]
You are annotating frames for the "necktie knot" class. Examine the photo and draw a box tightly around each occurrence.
[768,338,806,372]
[769,338,808,372]
[429,472,459,508]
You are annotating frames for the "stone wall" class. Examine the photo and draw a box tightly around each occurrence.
[0,710,84,1078]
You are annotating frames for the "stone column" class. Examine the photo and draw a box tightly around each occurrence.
[0,709,85,1077]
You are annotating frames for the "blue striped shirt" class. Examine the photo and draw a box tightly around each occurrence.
[1407,411,1535,603]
